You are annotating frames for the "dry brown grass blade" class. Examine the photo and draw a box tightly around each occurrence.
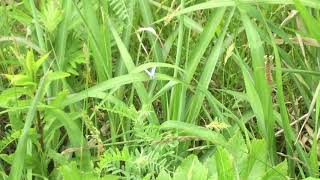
[274,36,320,47]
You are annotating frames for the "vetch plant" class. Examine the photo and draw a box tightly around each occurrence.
[0,0,319,179]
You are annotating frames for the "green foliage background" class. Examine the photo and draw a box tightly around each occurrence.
[0,0,319,179]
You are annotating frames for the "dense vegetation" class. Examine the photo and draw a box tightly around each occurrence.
[0,0,320,179]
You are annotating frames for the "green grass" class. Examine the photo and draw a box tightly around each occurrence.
[0,0,319,179]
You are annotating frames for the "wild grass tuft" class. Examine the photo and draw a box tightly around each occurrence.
[0,0,319,179]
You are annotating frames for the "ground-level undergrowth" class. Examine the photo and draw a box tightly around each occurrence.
[0,0,319,179]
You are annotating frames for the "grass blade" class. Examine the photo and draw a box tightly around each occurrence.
[186,8,234,124]
[239,5,277,164]
[171,7,226,122]
[161,120,227,146]
[9,74,48,179]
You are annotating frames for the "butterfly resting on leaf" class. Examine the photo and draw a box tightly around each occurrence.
[144,67,156,80]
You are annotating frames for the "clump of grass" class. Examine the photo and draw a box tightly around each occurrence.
[0,0,319,179]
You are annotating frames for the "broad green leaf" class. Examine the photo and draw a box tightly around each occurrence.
[48,90,69,108]
[215,147,236,180]
[303,178,320,180]
[0,87,26,108]
[157,170,172,180]
[35,52,50,73]
[173,155,208,180]
[4,74,35,87]
[44,71,70,94]
[47,149,68,166]
[59,162,96,180]
[226,131,248,173]
[204,155,218,180]
[47,71,70,81]
[242,139,268,180]
[262,160,288,180]
[7,8,32,24]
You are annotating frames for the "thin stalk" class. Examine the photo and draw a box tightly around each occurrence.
[170,0,185,121]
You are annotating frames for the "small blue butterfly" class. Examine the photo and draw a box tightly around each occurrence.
[144,67,156,80]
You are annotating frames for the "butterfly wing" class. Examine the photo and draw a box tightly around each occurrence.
[150,67,156,74]
[144,69,152,76]
[150,67,156,79]
[144,67,156,79]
